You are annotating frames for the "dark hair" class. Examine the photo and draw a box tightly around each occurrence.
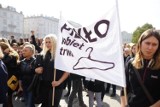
[31,30,34,33]
[11,43,18,47]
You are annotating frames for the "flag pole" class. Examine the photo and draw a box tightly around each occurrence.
[52,11,62,106]
[115,0,128,105]
[52,68,56,106]
[124,87,128,106]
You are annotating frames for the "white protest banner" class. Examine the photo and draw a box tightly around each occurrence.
[55,2,126,87]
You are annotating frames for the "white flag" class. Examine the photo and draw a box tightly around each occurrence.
[55,3,126,87]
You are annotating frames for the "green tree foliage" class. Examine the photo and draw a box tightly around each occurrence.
[132,23,153,43]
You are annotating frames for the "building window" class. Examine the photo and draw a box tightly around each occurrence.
[3,19,7,24]
[16,29,20,33]
[17,16,19,20]
[17,22,19,26]
[3,26,7,31]
[3,12,7,16]
[10,14,13,19]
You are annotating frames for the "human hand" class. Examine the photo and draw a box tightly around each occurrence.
[51,81,61,87]
[35,67,43,74]
[150,100,160,107]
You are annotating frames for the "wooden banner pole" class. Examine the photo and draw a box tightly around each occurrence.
[52,68,56,106]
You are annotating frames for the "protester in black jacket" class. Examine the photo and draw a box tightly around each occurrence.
[0,42,19,107]
[35,34,69,107]
[18,44,35,107]
[121,29,160,107]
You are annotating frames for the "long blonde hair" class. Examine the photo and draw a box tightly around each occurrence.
[132,29,160,70]
[0,42,20,63]
[0,38,10,45]
[41,34,57,60]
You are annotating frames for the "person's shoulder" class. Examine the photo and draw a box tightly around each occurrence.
[36,54,43,60]
[0,59,4,66]
[0,60,8,74]
[31,56,36,60]
[20,58,25,62]
[36,53,42,57]
[126,57,134,63]
[125,58,134,71]
[0,59,2,63]
[126,57,134,65]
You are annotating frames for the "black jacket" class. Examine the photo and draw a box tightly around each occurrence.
[19,57,35,86]
[87,80,104,92]
[70,73,82,80]
[2,54,19,78]
[121,59,160,107]
[0,60,8,104]
[30,35,42,53]
[35,52,65,89]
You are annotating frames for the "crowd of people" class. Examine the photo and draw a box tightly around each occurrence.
[0,29,160,107]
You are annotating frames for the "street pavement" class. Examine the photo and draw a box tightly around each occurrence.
[13,86,121,107]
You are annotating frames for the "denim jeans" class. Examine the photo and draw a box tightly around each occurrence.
[23,87,35,107]
[88,91,102,107]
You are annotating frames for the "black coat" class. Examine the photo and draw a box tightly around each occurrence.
[87,80,104,92]
[35,52,65,89]
[30,35,42,53]
[19,57,35,86]
[0,60,8,103]
[70,73,82,80]
[2,54,19,78]
[121,59,160,107]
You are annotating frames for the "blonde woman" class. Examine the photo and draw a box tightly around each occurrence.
[0,42,19,107]
[121,29,160,107]
[35,34,69,107]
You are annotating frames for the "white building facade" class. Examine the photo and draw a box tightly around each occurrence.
[0,5,24,39]
[24,16,59,38]
[0,5,82,40]
[24,16,82,39]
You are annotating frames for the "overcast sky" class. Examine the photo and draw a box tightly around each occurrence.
[1,0,160,33]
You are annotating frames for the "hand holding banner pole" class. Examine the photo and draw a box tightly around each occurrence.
[52,68,56,106]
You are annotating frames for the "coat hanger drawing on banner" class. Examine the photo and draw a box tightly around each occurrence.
[73,47,115,71]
